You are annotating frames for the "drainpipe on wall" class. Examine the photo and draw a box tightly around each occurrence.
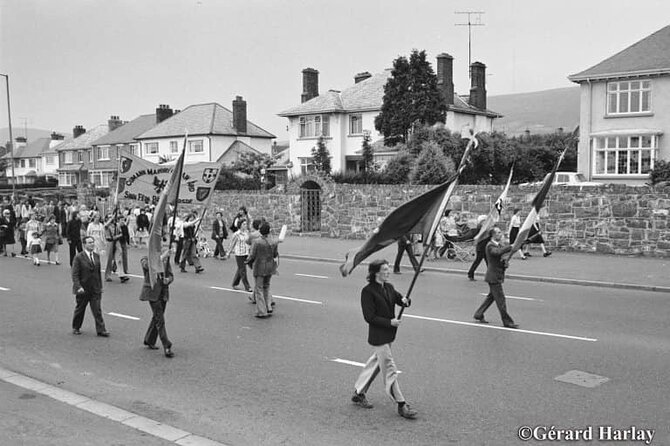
[208,136,212,162]
[587,79,593,181]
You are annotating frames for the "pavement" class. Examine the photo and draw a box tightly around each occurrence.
[279,235,670,293]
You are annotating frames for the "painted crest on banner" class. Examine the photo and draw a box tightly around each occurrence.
[202,168,219,184]
[120,157,132,174]
[117,178,126,194]
[196,187,211,202]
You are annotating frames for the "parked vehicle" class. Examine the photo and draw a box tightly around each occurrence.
[520,172,604,187]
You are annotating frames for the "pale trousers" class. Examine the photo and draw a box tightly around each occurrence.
[354,343,405,403]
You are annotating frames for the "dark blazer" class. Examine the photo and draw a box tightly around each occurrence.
[71,250,102,295]
[361,281,410,346]
[246,236,278,276]
[139,256,173,302]
[66,218,82,241]
[484,240,512,284]
[211,219,228,240]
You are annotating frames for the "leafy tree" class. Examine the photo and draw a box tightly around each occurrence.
[361,132,375,174]
[311,136,332,174]
[231,151,275,181]
[375,49,447,146]
[649,159,670,185]
[382,145,415,184]
[410,141,455,184]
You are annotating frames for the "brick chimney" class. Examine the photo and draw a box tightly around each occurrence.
[436,53,455,106]
[301,68,319,103]
[73,125,86,138]
[108,115,123,132]
[50,132,64,140]
[233,96,247,134]
[155,104,174,124]
[354,72,372,84]
[468,62,487,110]
[15,136,27,148]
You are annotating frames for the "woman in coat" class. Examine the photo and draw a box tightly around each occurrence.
[246,222,278,318]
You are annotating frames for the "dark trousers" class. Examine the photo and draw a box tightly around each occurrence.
[174,238,184,264]
[72,292,106,333]
[232,255,250,290]
[144,299,171,349]
[213,238,226,258]
[105,240,128,279]
[393,240,419,273]
[474,282,515,326]
[68,240,83,266]
[179,239,202,270]
[467,249,488,278]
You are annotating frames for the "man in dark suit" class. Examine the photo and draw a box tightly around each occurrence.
[351,259,418,419]
[71,236,109,336]
[211,211,228,259]
[473,227,518,328]
[66,212,83,267]
[139,246,174,358]
[393,235,420,274]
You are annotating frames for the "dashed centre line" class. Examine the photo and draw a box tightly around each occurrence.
[210,286,323,305]
[479,293,542,302]
[295,273,329,279]
[107,312,141,321]
[0,286,10,291]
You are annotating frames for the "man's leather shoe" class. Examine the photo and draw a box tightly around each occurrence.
[180,268,187,273]
[144,342,159,350]
[195,267,204,274]
[504,323,519,329]
[164,348,174,358]
[351,391,373,409]
[474,316,489,324]
[120,276,130,283]
[72,329,82,335]
[468,276,476,281]
[398,403,417,419]
[543,252,552,257]
[97,331,110,337]
[105,278,112,282]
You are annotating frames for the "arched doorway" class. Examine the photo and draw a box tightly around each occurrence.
[300,180,321,232]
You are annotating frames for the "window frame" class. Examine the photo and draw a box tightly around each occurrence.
[606,80,652,116]
[349,114,363,135]
[299,114,330,138]
[64,151,73,164]
[188,139,204,153]
[145,142,159,155]
[98,146,110,160]
[170,141,179,153]
[592,134,658,176]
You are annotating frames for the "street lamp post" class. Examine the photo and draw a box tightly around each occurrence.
[0,74,16,199]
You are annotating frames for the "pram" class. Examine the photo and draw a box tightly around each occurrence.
[197,236,214,258]
[442,225,479,262]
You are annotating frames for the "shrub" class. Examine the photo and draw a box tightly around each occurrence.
[649,160,670,185]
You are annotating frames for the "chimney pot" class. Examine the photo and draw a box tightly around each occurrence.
[436,53,455,106]
[156,104,174,123]
[233,96,247,134]
[301,68,319,103]
[354,72,372,84]
[73,125,86,138]
[468,61,487,110]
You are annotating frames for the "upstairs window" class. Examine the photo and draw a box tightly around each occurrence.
[129,143,139,156]
[607,80,651,115]
[299,115,330,138]
[349,114,363,135]
[98,146,110,160]
[46,155,55,165]
[64,151,73,164]
[28,159,36,168]
[145,142,159,154]
[188,140,203,153]
[170,141,179,153]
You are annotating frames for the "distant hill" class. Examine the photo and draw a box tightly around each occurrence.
[488,86,580,136]
[0,127,64,147]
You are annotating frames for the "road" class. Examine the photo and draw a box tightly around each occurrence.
[0,252,669,445]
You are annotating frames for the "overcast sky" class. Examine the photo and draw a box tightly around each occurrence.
[1,0,669,141]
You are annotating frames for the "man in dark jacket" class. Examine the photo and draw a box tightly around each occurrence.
[467,217,491,281]
[473,227,518,328]
[393,235,420,274]
[139,246,174,358]
[351,259,418,419]
[211,211,228,259]
[66,212,83,266]
[71,236,109,336]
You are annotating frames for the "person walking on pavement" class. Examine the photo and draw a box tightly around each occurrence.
[71,236,109,336]
[66,212,83,267]
[351,259,417,419]
[246,222,278,318]
[393,235,420,274]
[473,227,518,329]
[179,212,204,274]
[139,245,174,358]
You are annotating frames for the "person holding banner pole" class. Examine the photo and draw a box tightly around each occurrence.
[179,211,203,273]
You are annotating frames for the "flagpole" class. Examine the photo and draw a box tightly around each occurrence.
[398,242,430,319]
[168,134,187,250]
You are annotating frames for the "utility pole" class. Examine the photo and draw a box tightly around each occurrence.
[0,74,16,198]
[455,11,485,78]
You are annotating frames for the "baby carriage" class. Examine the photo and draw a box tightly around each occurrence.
[442,225,479,262]
[197,236,214,258]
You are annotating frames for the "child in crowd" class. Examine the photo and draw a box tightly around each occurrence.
[18,220,28,255]
[27,231,43,266]
[43,214,61,264]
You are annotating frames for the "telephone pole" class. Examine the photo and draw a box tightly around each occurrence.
[455,11,485,78]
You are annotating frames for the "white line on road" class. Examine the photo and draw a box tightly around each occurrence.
[295,273,329,279]
[331,358,402,373]
[0,286,9,291]
[403,314,598,342]
[210,286,323,305]
[107,312,140,321]
[479,292,542,302]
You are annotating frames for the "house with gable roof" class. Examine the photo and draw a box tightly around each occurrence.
[134,97,275,165]
[1,133,64,184]
[569,25,670,185]
[54,124,110,187]
[278,53,501,176]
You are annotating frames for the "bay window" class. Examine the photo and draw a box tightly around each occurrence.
[593,134,657,175]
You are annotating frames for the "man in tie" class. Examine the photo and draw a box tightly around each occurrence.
[71,236,109,336]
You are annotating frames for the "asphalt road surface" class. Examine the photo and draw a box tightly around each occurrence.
[0,254,668,445]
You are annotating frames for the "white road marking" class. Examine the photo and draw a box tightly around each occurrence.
[107,312,140,321]
[295,273,329,279]
[331,358,402,373]
[479,292,542,302]
[210,286,323,305]
[403,314,597,342]
[0,286,9,291]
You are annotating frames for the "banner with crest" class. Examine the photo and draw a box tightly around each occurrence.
[117,152,221,205]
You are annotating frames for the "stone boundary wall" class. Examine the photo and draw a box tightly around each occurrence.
[206,183,670,257]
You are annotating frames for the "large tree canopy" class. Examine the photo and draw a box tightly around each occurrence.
[374,49,447,146]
